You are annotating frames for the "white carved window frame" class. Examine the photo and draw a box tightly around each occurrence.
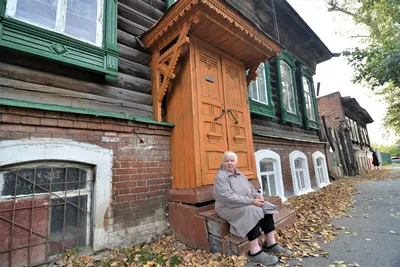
[0,138,113,251]
[254,149,286,201]
[312,151,330,188]
[289,150,314,196]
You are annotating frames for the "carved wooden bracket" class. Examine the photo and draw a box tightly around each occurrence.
[246,62,262,86]
[150,17,199,121]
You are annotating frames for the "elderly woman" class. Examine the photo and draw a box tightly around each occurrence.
[214,151,291,266]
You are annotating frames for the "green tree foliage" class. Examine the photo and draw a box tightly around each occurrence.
[327,0,400,140]
[372,143,400,156]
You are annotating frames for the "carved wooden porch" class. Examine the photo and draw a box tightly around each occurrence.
[142,0,295,254]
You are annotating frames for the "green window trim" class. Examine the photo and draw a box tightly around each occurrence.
[0,0,118,82]
[276,50,302,126]
[248,62,275,118]
[299,64,320,130]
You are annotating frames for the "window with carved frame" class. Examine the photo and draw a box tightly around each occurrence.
[0,0,118,82]
[276,51,302,125]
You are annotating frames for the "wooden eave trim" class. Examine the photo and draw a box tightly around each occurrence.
[142,0,281,55]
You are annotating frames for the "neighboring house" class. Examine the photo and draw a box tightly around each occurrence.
[317,92,374,176]
[0,0,331,264]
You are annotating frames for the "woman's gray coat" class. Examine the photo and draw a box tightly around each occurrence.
[214,165,277,238]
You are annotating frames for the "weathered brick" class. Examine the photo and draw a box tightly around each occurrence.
[40,118,58,126]
[67,129,93,135]
[116,182,136,188]
[20,116,41,125]
[8,107,26,115]
[87,122,102,130]
[26,109,45,117]
[117,195,136,202]
[147,179,164,185]
[58,119,74,127]
[115,168,137,175]
[37,127,66,134]
[74,121,88,129]
[0,124,36,133]
[2,114,21,123]
[130,187,150,193]
[10,132,30,139]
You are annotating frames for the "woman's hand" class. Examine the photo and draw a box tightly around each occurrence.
[251,198,264,207]
[255,195,264,201]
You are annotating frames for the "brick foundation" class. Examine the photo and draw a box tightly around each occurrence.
[0,105,173,258]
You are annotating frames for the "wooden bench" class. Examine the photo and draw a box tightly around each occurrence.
[197,196,296,255]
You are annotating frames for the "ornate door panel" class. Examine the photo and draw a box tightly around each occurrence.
[221,57,256,178]
[195,46,229,185]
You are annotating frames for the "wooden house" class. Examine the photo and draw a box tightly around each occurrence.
[0,0,331,264]
[318,92,374,177]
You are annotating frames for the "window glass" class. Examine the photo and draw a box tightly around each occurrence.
[302,77,315,120]
[260,159,274,172]
[249,63,268,104]
[0,163,92,257]
[294,159,302,169]
[65,0,98,44]
[280,61,296,113]
[259,159,277,196]
[15,0,58,29]
[7,0,102,45]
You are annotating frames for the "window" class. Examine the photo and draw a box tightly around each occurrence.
[248,62,275,118]
[0,139,112,255]
[289,150,313,195]
[0,0,118,81]
[294,159,306,190]
[276,51,302,125]
[312,151,330,188]
[303,77,315,120]
[280,61,296,114]
[0,163,93,255]
[255,149,285,201]
[299,65,319,130]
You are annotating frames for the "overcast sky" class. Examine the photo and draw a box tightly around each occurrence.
[286,0,394,145]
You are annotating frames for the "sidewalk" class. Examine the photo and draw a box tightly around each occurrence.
[287,179,400,267]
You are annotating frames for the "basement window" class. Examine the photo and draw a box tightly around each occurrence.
[312,151,330,188]
[0,162,93,264]
[289,150,313,196]
[255,149,286,201]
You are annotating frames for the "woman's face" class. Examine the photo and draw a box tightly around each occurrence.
[223,155,237,173]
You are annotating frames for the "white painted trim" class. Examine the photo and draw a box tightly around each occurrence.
[312,151,331,188]
[254,149,286,201]
[289,150,314,196]
[0,138,113,251]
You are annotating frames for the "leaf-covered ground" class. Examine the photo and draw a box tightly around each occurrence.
[58,168,396,267]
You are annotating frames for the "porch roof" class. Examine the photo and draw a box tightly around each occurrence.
[141,0,282,67]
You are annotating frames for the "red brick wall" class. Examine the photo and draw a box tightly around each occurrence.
[317,92,345,129]
[253,135,328,197]
[0,105,172,251]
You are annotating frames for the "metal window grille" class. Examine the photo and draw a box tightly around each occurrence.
[0,162,93,266]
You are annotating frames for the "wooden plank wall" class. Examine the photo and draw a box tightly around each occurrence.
[0,0,167,118]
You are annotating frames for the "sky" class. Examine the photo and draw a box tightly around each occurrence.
[286,0,395,145]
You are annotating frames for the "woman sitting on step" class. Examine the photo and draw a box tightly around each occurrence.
[214,151,292,266]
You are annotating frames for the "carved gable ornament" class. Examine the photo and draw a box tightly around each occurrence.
[141,0,282,121]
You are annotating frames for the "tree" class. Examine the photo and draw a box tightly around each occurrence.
[327,0,400,142]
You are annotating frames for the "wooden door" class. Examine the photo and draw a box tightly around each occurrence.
[221,56,256,179]
[195,45,229,185]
